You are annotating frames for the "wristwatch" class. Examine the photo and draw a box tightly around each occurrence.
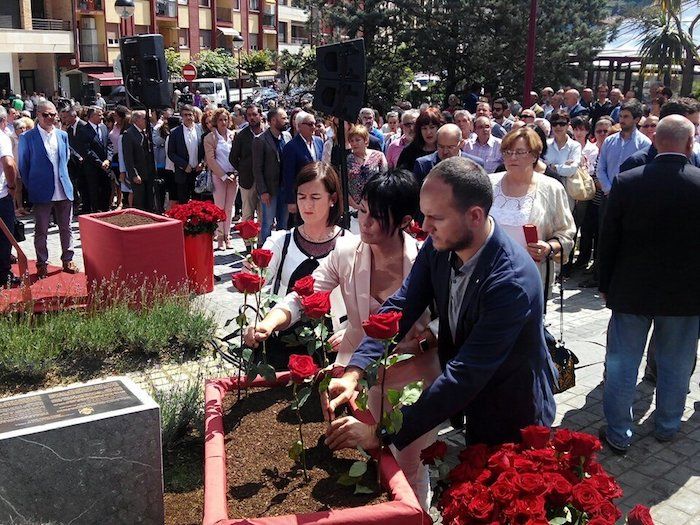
[377,425,394,447]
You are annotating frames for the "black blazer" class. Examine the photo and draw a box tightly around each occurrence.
[230,126,257,189]
[77,121,109,174]
[66,119,86,169]
[599,153,700,315]
[167,124,204,185]
[251,129,291,197]
[349,225,557,447]
[122,125,154,182]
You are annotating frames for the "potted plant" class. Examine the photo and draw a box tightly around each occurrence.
[165,200,226,294]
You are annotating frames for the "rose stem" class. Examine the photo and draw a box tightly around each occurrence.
[295,384,309,481]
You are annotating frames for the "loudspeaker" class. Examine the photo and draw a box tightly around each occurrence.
[119,34,171,109]
[82,81,97,106]
[313,38,366,122]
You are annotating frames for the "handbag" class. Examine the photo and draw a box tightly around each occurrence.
[194,170,214,194]
[566,166,596,202]
[13,219,25,242]
[544,249,579,394]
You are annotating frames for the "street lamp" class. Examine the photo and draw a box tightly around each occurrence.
[114,0,135,19]
[233,34,244,104]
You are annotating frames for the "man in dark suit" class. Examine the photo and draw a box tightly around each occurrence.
[281,110,323,227]
[122,110,155,211]
[231,104,264,222]
[167,105,204,204]
[60,107,88,213]
[252,107,292,242]
[563,89,590,119]
[324,156,556,451]
[598,115,700,455]
[76,106,111,212]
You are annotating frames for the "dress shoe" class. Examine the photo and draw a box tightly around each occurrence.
[62,261,79,274]
[36,264,48,279]
[598,426,628,456]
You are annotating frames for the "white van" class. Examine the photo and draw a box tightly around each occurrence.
[189,78,230,107]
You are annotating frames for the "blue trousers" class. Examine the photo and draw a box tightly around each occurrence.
[259,193,289,244]
[603,312,699,447]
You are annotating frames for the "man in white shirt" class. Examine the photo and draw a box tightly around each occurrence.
[167,105,204,203]
[17,101,77,278]
[463,116,503,173]
[0,107,19,286]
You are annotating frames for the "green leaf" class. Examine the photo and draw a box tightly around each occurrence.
[295,386,312,409]
[337,473,358,486]
[288,440,303,461]
[357,446,370,459]
[318,374,332,394]
[355,389,369,411]
[259,363,277,383]
[354,484,374,495]
[548,518,568,525]
[281,334,300,345]
[348,460,367,478]
[386,353,414,368]
[389,409,403,434]
[386,389,401,407]
[437,462,451,481]
[399,381,423,406]
[235,312,247,327]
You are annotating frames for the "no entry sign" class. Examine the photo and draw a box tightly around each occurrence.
[182,63,197,81]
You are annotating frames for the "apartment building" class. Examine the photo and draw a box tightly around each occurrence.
[0,0,74,96]
[277,0,310,54]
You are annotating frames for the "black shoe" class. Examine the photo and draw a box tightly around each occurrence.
[1,273,21,287]
[598,426,628,456]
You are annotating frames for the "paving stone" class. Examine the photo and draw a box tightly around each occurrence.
[651,503,693,525]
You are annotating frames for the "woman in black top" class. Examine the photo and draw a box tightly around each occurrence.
[396,107,444,171]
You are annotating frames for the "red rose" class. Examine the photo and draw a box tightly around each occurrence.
[515,472,547,495]
[234,220,261,240]
[520,425,551,449]
[301,291,332,319]
[571,480,603,514]
[420,440,448,465]
[292,275,315,297]
[504,494,546,523]
[488,449,514,473]
[590,499,622,523]
[543,472,572,508]
[512,456,538,473]
[458,443,490,468]
[522,448,559,471]
[569,431,602,459]
[628,505,654,525]
[588,519,613,525]
[466,485,495,521]
[362,311,403,340]
[589,473,623,500]
[490,478,517,505]
[251,248,273,268]
[232,271,265,294]
[552,428,574,452]
[449,461,490,484]
[288,354,320,383]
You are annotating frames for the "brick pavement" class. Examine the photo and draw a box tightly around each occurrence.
[10,213,700,524]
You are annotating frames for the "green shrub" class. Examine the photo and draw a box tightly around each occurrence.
[150,374,205,452]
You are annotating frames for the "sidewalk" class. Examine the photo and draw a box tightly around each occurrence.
[11,213,700,524]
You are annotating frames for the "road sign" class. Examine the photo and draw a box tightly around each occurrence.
[182,64,197,82]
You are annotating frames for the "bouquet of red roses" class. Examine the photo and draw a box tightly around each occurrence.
[428,426,653,525]
[165,200,226,236]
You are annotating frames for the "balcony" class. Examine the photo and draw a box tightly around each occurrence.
[0,15,21,29]
[77,0,104,11]
[216,7,232,23]
[32,18,71,31]
[290,36,308,45]
[156,0,178,17]
[80,44,106,63]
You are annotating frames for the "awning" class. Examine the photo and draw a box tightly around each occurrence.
[255,70,278,80]
[263,28,277,35]
[217,26,240,37]
[88,72,123,86]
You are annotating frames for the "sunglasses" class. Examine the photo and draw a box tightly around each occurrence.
[641,124,657,128]
[552,121,568,127]
[42,112,57,118]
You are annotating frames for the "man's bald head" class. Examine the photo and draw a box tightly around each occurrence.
[438,123,462,142]
[436,124,464,160]
[655,115,695,156]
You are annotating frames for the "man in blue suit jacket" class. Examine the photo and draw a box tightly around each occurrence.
[18,101,77,277]
[76,106,111,212]
[324,156,556,450]
[281,110,323,225]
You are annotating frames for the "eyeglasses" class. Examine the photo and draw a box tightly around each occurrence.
[503,149,532,157]
[641,123,657,129]
[437,144,461,150]
[594,129,608,134]
[552,121,568,127]
[521,114,535,119]
[302,122,315,126]
[42,112,57,118]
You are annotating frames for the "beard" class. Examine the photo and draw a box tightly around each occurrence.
[437,226,474,253]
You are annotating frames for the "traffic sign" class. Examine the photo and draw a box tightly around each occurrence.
[182,64,197,82]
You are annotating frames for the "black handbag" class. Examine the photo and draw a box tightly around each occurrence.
[544,251,579,394]
[13,219,25,242]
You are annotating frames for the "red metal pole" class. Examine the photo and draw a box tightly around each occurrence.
[523,0,537,108]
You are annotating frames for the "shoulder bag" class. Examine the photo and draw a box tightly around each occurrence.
[566,165,596,202]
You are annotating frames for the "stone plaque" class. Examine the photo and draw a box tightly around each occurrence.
[0,377,164,524]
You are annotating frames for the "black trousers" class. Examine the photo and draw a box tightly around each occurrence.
[0,195,16,281]
[132,177,154,212]
[86,169,112,212]
[576,200,599,268]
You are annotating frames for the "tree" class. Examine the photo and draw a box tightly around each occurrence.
[193,49,237,79]
[239,50,275,85]
[165,47,185,80]
[277,48,316,93]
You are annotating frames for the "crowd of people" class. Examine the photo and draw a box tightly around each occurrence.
[0,79,698,508]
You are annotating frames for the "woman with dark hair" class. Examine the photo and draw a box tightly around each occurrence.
[247,169,441,508]
[244,161,347,369]
[151,110,170,210]
[109,105,131,208]
[396,107,444,170]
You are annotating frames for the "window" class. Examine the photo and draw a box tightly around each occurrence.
[199,29,212,49]
[106,23,120,46]
[198,0,210,6]
[278,0,287,5]
[232,0,240,8]
[249,32,258,50]
[179,28,189,48]
[278,21,287,43]
[177,0,187,4]
[156,0,177,17]
[249,0,260,11]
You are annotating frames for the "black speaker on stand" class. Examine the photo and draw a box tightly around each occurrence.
[82,81,97,106]
[312,38,366,228]
[119,33,171,109]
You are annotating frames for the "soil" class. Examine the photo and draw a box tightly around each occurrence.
[98,211,161,228]
[163,435,205,525]
[222,387,389,519]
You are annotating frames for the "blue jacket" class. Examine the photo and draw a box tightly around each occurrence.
[281,134,323,204]
[413,151,484,187]
[348,224,557,448]
[18,127,73,204]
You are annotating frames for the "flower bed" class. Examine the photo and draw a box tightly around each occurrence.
[203,372,429,525]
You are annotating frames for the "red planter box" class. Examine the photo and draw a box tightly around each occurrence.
[203,373,429,525]
[79,209,187,295]
[184,232,215,294]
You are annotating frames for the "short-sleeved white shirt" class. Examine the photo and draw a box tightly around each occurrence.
[0,132,13,199]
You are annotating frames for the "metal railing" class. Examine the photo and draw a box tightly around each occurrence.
[78,0,103,10]
[79,44,105,62]
[0,15,21,29]
[216,7,232,22]
[290,36,308,44]
[32,18,71,31]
